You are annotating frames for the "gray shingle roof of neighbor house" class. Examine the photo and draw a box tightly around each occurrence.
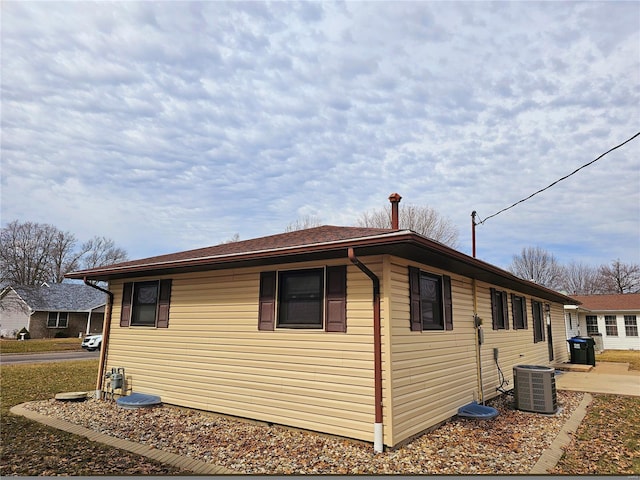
[6,283,107,312]
[67,225,579,305]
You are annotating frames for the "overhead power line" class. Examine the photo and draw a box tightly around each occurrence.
[476,131,640,225]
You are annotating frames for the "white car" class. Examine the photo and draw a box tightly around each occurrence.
[81,334,102,351]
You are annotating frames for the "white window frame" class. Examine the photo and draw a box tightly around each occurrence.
[47,312,69,328]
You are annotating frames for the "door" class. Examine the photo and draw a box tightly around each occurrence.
[546,304,554,362]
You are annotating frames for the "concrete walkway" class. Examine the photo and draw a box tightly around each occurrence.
[555,361,640,396]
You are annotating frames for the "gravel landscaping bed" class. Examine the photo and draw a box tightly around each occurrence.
[23,391,583,474]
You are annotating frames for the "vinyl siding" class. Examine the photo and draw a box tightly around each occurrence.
[575,312,640,350]
[103,254,571,449]
[0,290,30,337]
[387,259,476,446]
[386,258,569,447]
[105,259,378,443]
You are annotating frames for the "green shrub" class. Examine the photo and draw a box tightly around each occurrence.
[54,331,69,338]
[16,327,30,340]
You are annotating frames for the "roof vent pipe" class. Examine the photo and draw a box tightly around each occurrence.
[388,193,402,230]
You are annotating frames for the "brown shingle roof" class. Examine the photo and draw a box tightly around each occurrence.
[66,224,579,306]
[68,226,395,277]
[570,293,640,311]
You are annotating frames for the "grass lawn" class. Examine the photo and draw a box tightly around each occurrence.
[552,394,640,474]
[596,350,640,371]
[0,337,84,354]
[0,360,187,476]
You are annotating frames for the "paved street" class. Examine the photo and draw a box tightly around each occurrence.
[0,350,100,365]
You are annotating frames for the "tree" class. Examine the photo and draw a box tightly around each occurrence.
[0,221,58,285]
[559,261,602,295]
[285,215,322,232]
[507,246,564,290]
[81,236,128,270]
[597,259,640,294]
[356,204,459,247]
[50,230,85,283]
[219,233,241,244]
[0,220,128,285]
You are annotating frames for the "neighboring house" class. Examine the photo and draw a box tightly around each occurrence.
[0,283,106,339]
[67,203,577,451]
[564,294,640,351]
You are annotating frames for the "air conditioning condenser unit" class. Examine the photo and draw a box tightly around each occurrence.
[513,365,557,414]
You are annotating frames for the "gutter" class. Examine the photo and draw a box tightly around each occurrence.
[83,278,114,397]
[348,247,383,453]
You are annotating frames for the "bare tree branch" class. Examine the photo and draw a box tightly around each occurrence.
[508,246,564,290]
[285,215,322,232]
[598,259,640,294]
[356,204,459,248]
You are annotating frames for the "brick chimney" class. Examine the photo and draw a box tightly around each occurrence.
[388,193,402,230]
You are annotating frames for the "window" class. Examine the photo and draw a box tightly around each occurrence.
[624,315,638,337]
[409,267,453,331]
[586,315,598,335]
[511,294,528,330]
[47,312,68,328]
[120,280,172,328]
[605,315,618,336]
[258,266,346,332]
[278,269,324,328]
[490,288,509,330]
[531,300,545,343]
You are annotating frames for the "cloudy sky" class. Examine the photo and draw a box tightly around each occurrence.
[2,1,639,271]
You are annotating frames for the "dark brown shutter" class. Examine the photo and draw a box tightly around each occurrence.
[258,271,276,331]
[325,266,347,332]
[443,275,453,331]
[156,279,172,328]
[120,282,133,327]
[409,266,422,331]
[490,287,498,330]
[511,294,518,330]
[522,298,528,329]
[502,291,509,330]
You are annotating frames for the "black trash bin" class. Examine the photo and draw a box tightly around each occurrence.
[578,336,596,366]
[567,337,588,364]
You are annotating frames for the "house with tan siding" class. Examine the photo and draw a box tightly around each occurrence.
[68,198,577,451]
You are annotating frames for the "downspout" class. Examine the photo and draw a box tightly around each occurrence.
[348,247,383,453]
[83,278,113,398]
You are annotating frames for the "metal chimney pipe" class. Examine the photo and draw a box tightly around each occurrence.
[388,193,402,230]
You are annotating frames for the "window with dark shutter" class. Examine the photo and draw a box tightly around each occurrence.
[490,288,509,330]
[325,266,347,332]
[259,267,347,332]
[409,267,422,331]
[409,267,452,331]
[121,280,172,328]
[258,271,276,331]
[156,279,172,328]
[120,282,133,327]
[511,294,527,330]
[532,300,545,343]
[443,275,453,331]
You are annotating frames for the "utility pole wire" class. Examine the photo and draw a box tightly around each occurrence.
[477,131,640,225]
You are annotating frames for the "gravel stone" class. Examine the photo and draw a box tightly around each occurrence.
[23,391,583,474]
